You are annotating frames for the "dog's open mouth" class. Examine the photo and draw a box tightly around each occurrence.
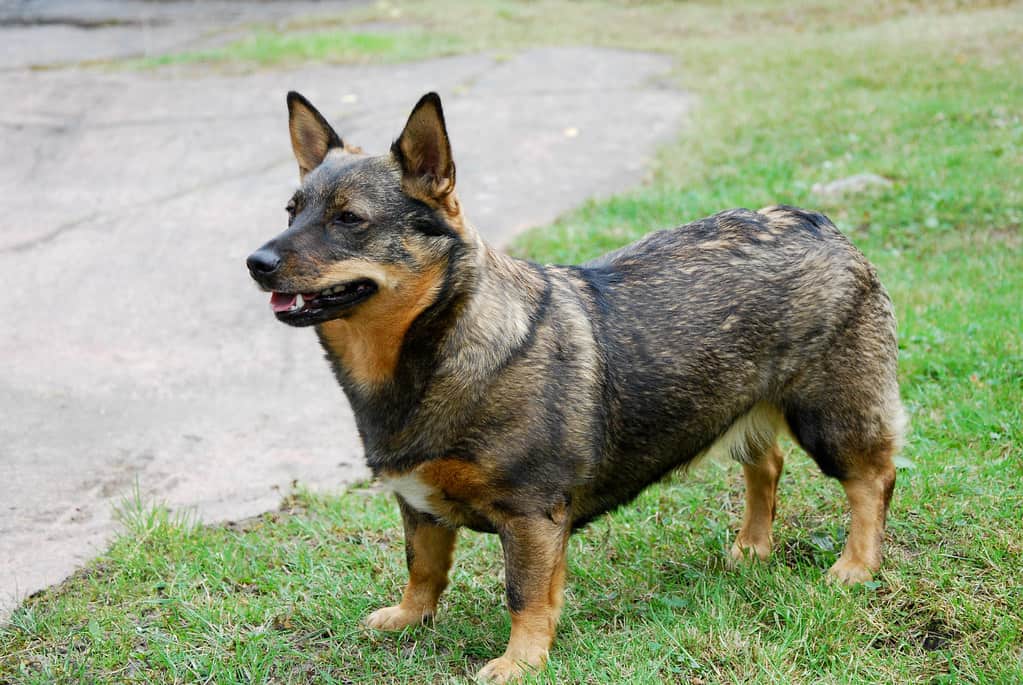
[269,278,378,326]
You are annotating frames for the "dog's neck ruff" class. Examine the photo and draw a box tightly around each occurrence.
[345,237,552,475]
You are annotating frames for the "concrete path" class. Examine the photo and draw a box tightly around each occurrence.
[0,0,353,69]
[0,2,690,618]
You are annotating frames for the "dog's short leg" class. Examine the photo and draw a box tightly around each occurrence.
[828,462,896,584]
[779,295,904,583]
[730,442,784,563]
[365,497,456,630]
[477,507,570,684]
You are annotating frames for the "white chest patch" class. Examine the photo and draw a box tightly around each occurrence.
[380,472,440,517]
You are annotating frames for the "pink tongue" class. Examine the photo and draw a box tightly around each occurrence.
[270,292,297,313]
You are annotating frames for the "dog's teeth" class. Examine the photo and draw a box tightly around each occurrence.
[293,294,304,311]
[321,284,354,296]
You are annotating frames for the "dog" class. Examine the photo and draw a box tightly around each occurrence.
[246,92,905,683]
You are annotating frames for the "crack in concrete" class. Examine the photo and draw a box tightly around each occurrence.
[2,157,289,254]
[3,213,103,255]
[0,119,68,132]
[0,16,157,29]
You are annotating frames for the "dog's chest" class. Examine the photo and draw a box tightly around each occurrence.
[380,472,442,517]
[378,458,494,530]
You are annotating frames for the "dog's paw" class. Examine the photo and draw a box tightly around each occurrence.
[728,537,772,566]
[363,605,428,631]
[476,656,528,684]
[827,557,875,585]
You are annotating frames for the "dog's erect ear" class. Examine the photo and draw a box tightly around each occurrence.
[287,91,343,179]
[392,92,456,202]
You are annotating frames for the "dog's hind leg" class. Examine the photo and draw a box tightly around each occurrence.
[365,497,457,630]
[730,442,784,563]
[829,459,896,583]
[782,296,905,584]
[785,389,902,584]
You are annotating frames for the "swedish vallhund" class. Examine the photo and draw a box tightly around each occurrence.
[246,92,905,683]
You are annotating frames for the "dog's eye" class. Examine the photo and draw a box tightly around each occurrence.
[333,210,363,226]
[285,201,297,226]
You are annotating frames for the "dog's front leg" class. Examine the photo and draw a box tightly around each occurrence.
[365,496,457,630]
[478,507,570,684]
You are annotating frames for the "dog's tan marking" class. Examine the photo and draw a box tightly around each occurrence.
[478,605,558,683]
[829,460,896,584]
[731,442,784,563]
[417,458,488,500]
[365,520,456,630]
[318,262,444,387]
[437,193,468,236]
[306,259,397,293]
[417,458,494,526]
[381,459,493,528]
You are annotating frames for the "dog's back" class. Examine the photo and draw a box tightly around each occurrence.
[550,204,903,526]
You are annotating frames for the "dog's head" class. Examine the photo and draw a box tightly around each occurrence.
[247,92,468,327]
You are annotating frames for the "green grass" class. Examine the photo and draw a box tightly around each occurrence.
[4,1,1022,683]
[130,29,464,69]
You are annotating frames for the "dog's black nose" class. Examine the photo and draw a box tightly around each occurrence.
[247,248,281,275]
